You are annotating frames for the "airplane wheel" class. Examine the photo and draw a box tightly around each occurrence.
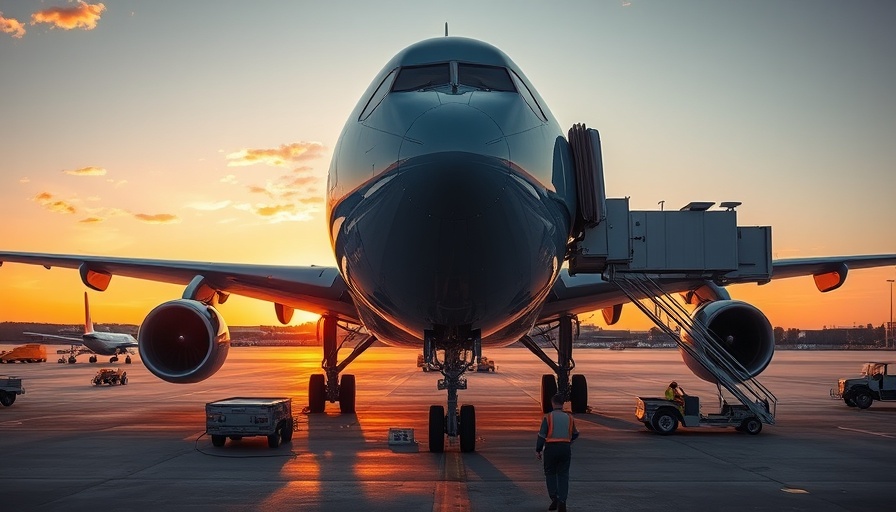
[68,356,76,364]
[110,356,118,364]
[570,374,588,413]
[211,435,226,447]
[125,356,132,364]
[339,374,356,414]
[459,404,476,453]
[652,409,679,435]
[429,405,445,453]
[0,391,14,407]
[308,374,326,413]
[541,374,558,413]
[89,356,97,363]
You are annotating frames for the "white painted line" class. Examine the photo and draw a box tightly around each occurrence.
[837,426,895,438]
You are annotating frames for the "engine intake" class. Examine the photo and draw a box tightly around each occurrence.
[680,300,774,383]
[138,299,230,383]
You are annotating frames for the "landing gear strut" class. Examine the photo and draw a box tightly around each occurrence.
[307,315,376,414]
[423,327,480,453]
[520,314,589,414]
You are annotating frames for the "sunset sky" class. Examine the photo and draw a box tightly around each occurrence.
[1,1,894,331]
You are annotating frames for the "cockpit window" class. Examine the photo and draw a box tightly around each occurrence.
[359,69,397,121]
[391,64,451,92]
[457,64,515,92]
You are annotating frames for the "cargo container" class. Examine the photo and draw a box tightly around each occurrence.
[205,397,293,448]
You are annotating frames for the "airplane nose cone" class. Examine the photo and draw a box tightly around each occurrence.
[398,104,511,220]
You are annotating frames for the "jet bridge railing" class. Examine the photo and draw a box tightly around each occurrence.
[610,271,777,424]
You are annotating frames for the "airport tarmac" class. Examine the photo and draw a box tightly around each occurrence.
[1,345,894,511]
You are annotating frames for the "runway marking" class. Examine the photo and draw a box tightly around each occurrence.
[837,426,895,438]
[433,452,470,512]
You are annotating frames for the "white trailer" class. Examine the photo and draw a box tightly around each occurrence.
[205,397,293,448]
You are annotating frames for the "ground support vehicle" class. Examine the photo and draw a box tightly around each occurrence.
[475,357,496,372]
[636,395,768,435]
[92,368,128,386]
[1,376,24,406]
[206,397,293,448]
[0,344,47,363]
[416,353,437,372]
[831,362,896,409]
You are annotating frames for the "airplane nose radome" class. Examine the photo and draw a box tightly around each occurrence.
[399,103,509,161]
[398,104,512,221]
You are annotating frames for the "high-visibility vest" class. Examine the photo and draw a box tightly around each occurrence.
[544,410,575,442]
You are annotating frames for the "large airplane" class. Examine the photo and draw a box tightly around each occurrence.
[1,36,894,453]
[25,292,137,364]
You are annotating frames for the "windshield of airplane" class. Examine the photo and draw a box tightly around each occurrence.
[391,64,451,92]
[457,63,515,92]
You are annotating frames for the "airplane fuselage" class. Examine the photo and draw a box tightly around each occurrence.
[82,332,137,356]
[327,37,577,347]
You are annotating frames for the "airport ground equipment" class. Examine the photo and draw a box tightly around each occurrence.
[91,368,128,386]
[475,356,496,373]
[0,344,47,363]
[636,395,767,435]
[205,397,293,448]
[831,362,896,409]
[0,376,24,406]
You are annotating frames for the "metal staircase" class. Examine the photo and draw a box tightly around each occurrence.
[610,271,777,424]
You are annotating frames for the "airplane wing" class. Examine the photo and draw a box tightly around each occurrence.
[23,332,83,344]
[0,252,358,322]
[540,254,896,322]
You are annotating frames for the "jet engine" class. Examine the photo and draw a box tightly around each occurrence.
[138,299,230,383]
[680,300,774,383]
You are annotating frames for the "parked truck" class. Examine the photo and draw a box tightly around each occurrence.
[831,361,896,409]
[0,344,47,363]
[1,376,25,406]
[205,397,293,448]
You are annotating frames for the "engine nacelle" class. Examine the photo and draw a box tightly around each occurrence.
[138,299,230,384]
[680,300,774,383]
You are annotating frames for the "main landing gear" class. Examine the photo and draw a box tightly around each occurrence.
[520,314,589,414]
[423,326,480,453]
[307,315,377,414]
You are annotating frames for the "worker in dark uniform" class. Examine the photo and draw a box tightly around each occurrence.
[535,393,579,512]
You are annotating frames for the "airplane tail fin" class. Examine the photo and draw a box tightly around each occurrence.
[84,291,95,335]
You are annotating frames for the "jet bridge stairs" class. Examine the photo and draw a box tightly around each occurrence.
[565,123,777,425]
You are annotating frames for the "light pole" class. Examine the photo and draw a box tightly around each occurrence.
[888,279,895,349]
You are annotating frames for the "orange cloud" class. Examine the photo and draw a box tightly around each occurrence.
[31,2,106,31]
[0,12,26,38]
[79,216,103,224]
[133,213,180,224]
[33,192,77,214]
[64,166,107,176]
[226,142,325,167]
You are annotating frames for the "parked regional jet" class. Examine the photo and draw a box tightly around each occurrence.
[2,36,895,453]
[25,292,137,364]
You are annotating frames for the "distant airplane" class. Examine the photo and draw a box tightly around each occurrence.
[25,292,137,364]
[2,36,895,453]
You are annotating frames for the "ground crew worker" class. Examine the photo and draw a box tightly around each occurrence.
[665,381,685,407]
[535,393,579,512]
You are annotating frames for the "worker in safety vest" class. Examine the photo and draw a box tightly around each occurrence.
[535,393,579,512]
[665,381,685,407]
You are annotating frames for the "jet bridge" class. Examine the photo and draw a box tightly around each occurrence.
[566,124,776,424]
